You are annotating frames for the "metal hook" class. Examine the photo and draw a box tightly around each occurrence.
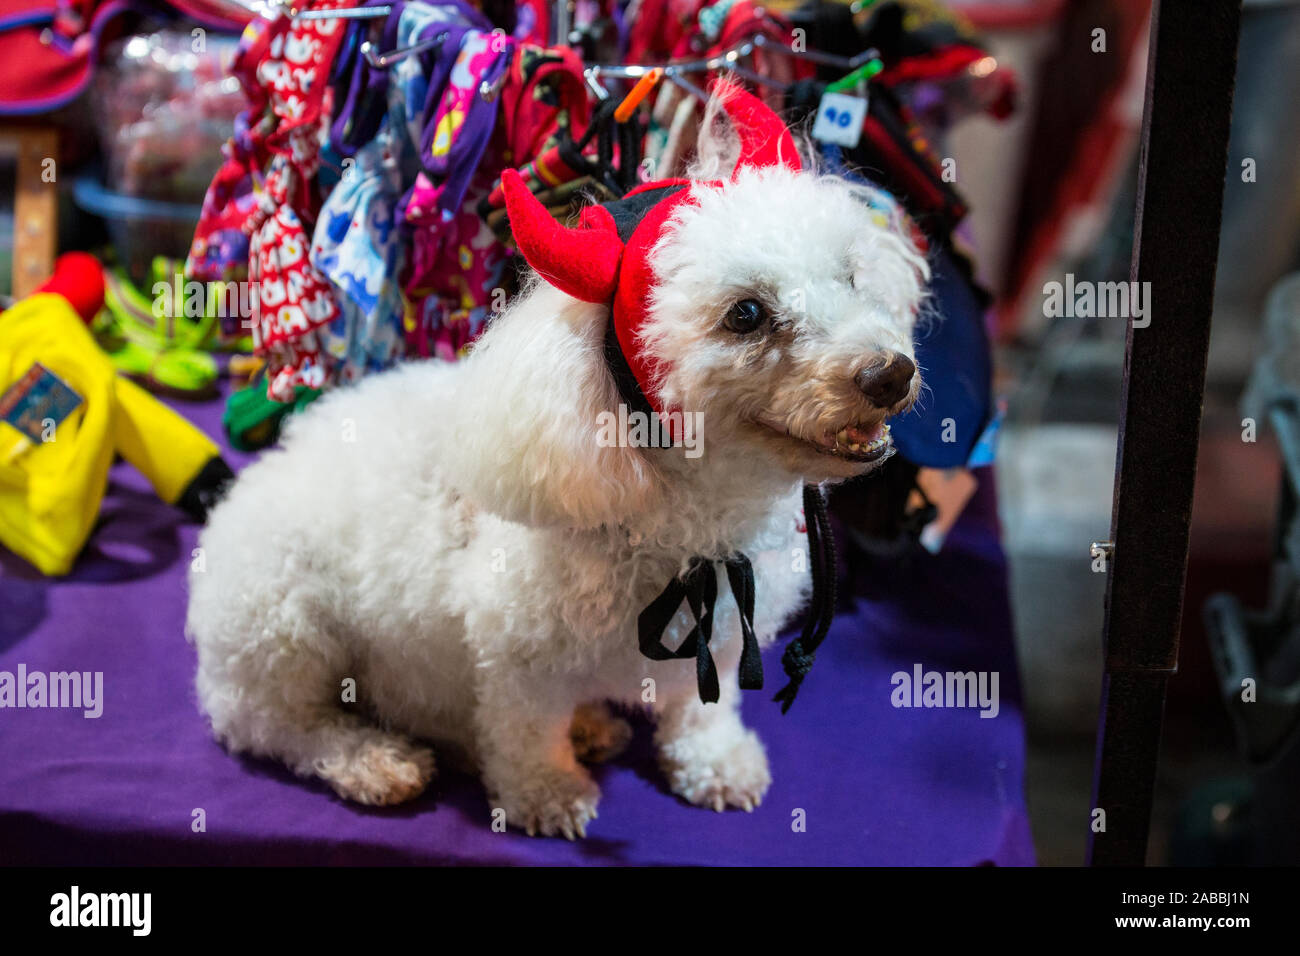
[664,69,708,103]
[586,32,832,93]
[717,45,787,91]
[215,0,394,21]
[587,40,739,83]
[750,31,878,71]
[479,69,509,102]
[212,0,276,17]
[585,68,611,101]
[295,5,393,20]
[360,29,449,69]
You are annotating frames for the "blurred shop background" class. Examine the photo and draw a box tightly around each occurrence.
[947,0,1300,864]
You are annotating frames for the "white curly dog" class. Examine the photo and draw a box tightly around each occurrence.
[187,87,928,838]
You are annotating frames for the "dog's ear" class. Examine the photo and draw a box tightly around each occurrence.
[439,282,659,529]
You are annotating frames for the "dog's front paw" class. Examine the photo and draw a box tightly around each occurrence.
[659,727,771,813]
[491,766,601,839]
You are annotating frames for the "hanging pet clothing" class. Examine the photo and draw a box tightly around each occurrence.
[398,2,515,359]
[187,110,261,287]
[309,1,450,382]
[189,0,362,401]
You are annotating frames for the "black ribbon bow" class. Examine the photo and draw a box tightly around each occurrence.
[636,484,838,711]
[637,553,762,704]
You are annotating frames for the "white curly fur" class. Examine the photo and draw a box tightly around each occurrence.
[186,119,929,837]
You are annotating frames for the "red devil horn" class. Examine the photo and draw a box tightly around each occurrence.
[715,84,802,176]
[501,169,623,303]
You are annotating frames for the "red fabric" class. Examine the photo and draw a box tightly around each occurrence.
[0,0,249,115]
[624,0,703,64]
[0,0,131,115]
[696,2,814,108]
[710,78,801,174]
[501,169,623,304]
[859,111,954,230]
[876,43,1017,121]
[612,190,696,415]
[190,0,361,400]
[34,251,104,323]
[877,44,986,87]
[163,0,251,29]
[498,44,591,169]
[994,0,1151,336]
[484,143,585,210]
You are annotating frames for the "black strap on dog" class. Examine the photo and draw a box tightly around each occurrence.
[772,484,839,712]
[635,485,838,710]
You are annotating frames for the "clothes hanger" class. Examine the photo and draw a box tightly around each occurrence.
[212,0,392,20]
[719,47,787,91]
[297,5,393,20]
[664,70,709,103]
[480,69,510,103]
[824,56,884,95]
[550,0,573,47]
[358,29,509,107]
[749,30,878,71]
[746,8,880,70]
[585,70,611,101]
[359,29,449,69]
[586,37,787,93]
[350,18,510,96]
[542,67,662,196]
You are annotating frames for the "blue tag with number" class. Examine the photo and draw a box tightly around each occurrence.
[0,363,83,444]
[811,92,867,149]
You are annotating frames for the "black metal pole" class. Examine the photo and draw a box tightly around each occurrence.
[1088,0,1242,866]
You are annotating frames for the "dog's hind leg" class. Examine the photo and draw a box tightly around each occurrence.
[194,626,436,807]
[283,712,437,806]
[208,693,437,806]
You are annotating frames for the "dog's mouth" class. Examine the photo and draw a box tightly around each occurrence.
[757,417,895,464]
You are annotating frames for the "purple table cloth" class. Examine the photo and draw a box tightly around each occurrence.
[0,384,1034,865]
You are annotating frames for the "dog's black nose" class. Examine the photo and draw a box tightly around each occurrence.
[855,352,916,407]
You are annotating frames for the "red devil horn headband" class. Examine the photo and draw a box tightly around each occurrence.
[499,175,623,304]
[503,86,800,306]
[721,85,802,174]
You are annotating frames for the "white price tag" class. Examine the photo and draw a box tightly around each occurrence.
[811,91,867,149]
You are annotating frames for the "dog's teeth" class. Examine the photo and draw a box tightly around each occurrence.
[836,430,848,443]
[848,443,861,453]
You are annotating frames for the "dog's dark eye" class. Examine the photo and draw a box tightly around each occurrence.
[724,299,766,334]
